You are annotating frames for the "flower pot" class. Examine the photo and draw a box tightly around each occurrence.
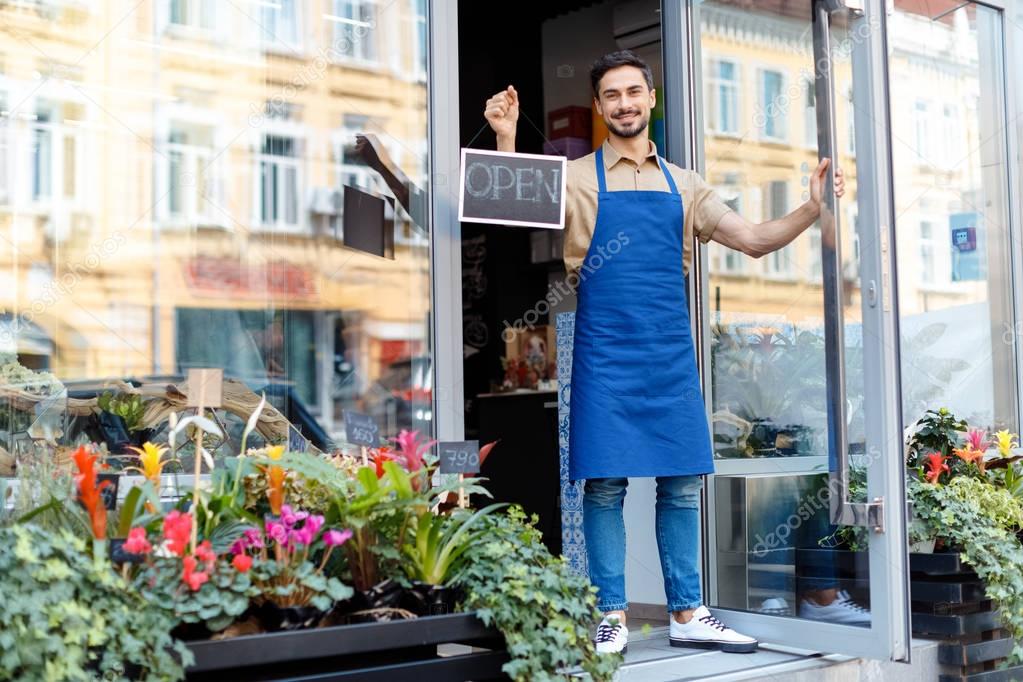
[255,601,324,631]
[328,578,405,623]
[403,581,463,616]
[909,538,936,554]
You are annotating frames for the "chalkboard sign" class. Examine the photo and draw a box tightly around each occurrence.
[438,440,481,474]
[458,149,567,229]
[97,472,120,510]
[343,410,380,447]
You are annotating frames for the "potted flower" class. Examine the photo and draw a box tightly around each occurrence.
[229,504,353,630]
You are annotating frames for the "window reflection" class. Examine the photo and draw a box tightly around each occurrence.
[0,1,432,471]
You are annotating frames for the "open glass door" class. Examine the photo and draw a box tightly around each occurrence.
[693,0,911,659]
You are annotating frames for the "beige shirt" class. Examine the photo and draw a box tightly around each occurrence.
[563,138,732,278]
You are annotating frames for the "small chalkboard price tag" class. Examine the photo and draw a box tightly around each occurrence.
[343,410,380,447]
[438,440,481,475]
[458,149,567,229]
[97,472,120,510]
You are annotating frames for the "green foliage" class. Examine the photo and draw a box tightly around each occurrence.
[179,456,259,548]
[906,407,967,467]
[134,557,255,633]
[0,524,191,681]
[98,391,147,432]
[910,476,1023,662]
[402,503,504,585]
[250,557,353,612]
[456,507,620,682]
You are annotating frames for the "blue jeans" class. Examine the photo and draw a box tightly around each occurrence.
[583,476,703,613]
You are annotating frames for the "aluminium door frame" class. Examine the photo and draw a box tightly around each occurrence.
[686,0,910,661]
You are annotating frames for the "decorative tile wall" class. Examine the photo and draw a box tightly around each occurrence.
[556,312,587,575]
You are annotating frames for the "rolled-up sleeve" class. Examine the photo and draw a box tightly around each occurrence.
[682,170,733,244]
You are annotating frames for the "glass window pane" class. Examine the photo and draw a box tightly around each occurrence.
[891,1,1016,431]
[0,0,432,466]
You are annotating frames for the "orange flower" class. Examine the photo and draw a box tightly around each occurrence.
[954,446,985,471]
[371,446,397,479]
[924,452,950,484]
[267,465,286,515]
[71,445,110,540]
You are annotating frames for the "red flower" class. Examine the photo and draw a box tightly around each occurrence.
[71,445,110,540]
[371,446,397,478]
[181,555,209,591]
[924,452,950,484]
[162,510,192,556]
[123,527,152,555]
[232,554,253,573]
[195,540,216,569]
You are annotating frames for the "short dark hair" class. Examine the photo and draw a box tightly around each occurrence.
[589,50,654,97]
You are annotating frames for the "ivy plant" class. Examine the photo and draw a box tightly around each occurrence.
[456,506,620,682]
[0,524,191,681]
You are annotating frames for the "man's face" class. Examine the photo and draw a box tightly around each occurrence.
[594,65,655,139]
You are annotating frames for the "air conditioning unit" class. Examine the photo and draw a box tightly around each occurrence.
[612,0,661,51]
[310,187,342,215]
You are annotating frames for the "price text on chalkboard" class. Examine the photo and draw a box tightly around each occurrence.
[343,410,380,447]
[458,149,567,229]
[438,440,481,474]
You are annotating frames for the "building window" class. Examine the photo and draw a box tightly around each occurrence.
[413,0,427,80]
[846,86,856,155]
[762,181,793,277]
[258,134,301,230]
[912,100,930,161]
[710,189,743,274]
[0,93,8,205]
[919,220,935,283]
[707,59,738,135]
[169,0,216,31]
[262,0,299,49]
[32,99,83,205]
[808,225,822,282]
[759,69,785,142]
[164,123,219,226]
[330,0,378,63]
[803,76,816,148]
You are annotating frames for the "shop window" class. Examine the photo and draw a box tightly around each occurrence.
[706,58,738,135]
[758,68,786,142]
[412,0,427,80]
[918,221,936,284]
[710,189,744,274]
[330,0,378,64]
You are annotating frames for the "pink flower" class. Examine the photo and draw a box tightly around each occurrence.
[195,540,216,569]
[243,528,264,548]
[966,428,990,453]
[305,515,324,537]
[123,527,152,555]
[323,529,353,547]
[232,554,253,573]
[392,429,437,473]
[266,520,288,544]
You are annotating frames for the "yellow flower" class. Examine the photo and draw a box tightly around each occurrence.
[267,445,285,461]
[127,442,171,483]
[994,430,1019,458]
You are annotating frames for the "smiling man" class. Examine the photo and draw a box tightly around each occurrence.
[484,49,844,656]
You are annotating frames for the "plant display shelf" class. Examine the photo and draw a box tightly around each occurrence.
[910,551,1023,682]
[184,612,508,682]
[794,549,1023,680]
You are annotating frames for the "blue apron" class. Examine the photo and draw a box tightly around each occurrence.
[568,146,714,481]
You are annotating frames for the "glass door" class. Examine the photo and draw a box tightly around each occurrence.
[692,0,911,659]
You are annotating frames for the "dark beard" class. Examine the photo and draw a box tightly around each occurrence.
[607,113,649,139]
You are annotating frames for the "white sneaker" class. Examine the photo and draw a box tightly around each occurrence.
[758,597,792,616]
[594,615,628,654]
[798,590,871,625]
[669,605,758,653]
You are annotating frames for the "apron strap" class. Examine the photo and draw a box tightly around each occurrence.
[595,145,607,193]
[595,144,680,196]
[657,157,680,195]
